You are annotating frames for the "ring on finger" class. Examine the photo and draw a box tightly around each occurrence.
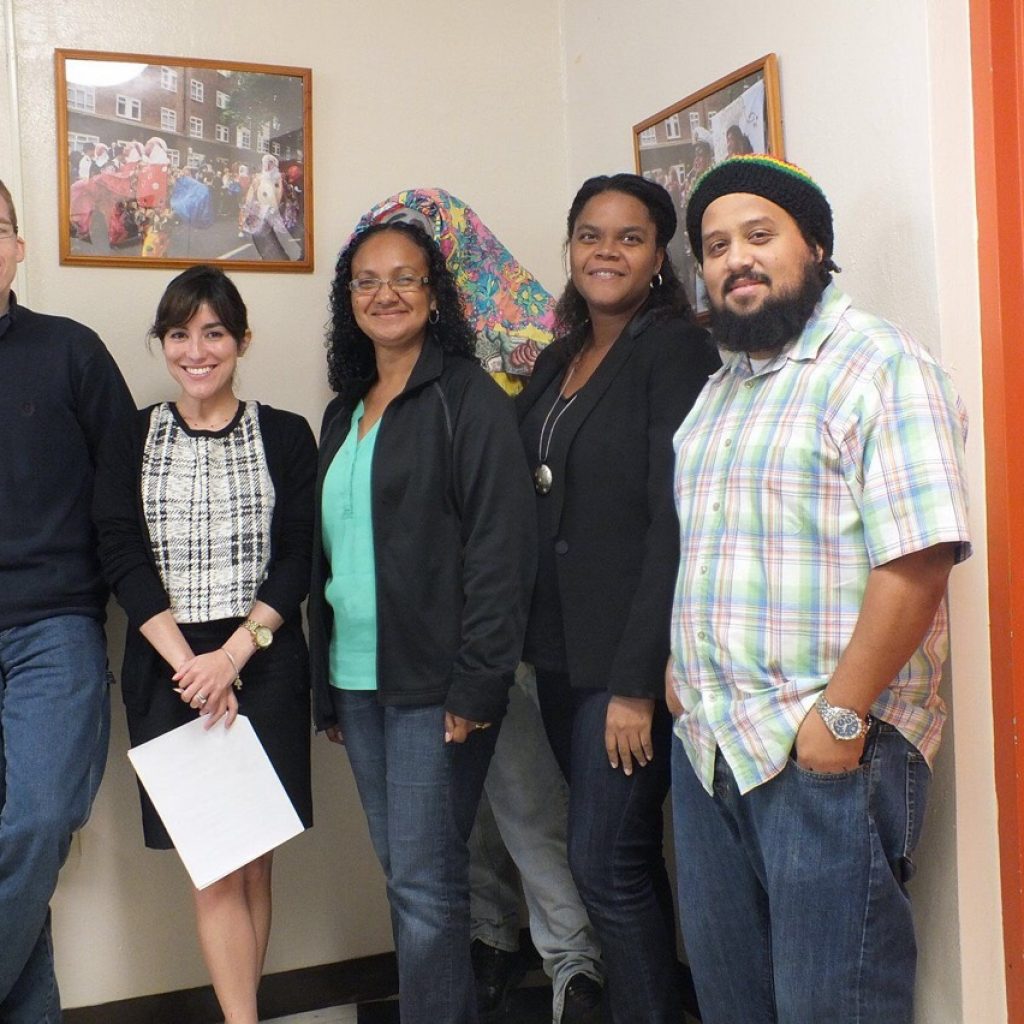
[197,693,208,706]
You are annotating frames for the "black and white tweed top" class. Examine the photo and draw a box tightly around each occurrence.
[141,401,274,624]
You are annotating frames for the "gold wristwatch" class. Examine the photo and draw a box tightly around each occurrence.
[243,619,273,651]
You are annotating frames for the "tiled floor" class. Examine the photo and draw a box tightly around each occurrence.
[261,957,704,1023]
[263,985,552,1023]
[263,978,702,1024]
[267,1009,358,1023]
[263,969,556,1022]
[264,979,554,1023]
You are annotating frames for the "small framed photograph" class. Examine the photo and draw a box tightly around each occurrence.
[633,54,784,316]
[56,49,313,271]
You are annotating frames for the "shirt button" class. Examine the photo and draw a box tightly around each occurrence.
[700,565,708,574]
[554,539,569,555]
[744,381,754,389]
[724,439,732,448]
[697,631,706,640]
[712,502,720,511]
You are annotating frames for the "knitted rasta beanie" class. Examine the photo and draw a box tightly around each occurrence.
[685,155,834,265]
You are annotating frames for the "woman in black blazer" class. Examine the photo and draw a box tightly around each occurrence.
[517,174,719,1024]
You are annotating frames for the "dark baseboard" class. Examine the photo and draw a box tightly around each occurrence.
[63,949,398,1024]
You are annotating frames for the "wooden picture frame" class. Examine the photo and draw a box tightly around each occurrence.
[56,49,313,271]
[633,54,784,316]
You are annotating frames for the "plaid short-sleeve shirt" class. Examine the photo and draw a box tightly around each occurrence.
[670,284,971,795]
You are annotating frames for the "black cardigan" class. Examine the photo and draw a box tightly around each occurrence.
[517,311,719,700]
[308,340,536,730]
[93,402,316,710]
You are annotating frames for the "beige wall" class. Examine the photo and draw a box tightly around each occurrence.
[559,1,1002,1021]
[0,0,569,1007]
[1,0,1006,1018]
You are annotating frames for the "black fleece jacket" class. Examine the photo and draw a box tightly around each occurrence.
[309,341,536,729]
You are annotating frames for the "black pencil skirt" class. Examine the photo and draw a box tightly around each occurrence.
[126,618,313,850]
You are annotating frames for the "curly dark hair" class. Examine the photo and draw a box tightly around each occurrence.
[553,173,694,341]
[326,221,476,399]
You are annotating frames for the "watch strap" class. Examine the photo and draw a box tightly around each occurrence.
[815,693,870,740]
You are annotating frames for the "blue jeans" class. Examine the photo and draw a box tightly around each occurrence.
[0,615,111,1023]
[536,673,680,1024]
[469,665,601,1022]
[332,689,497,1024]
[672,723,930,1024]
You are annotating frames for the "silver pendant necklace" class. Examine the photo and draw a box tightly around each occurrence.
[534,357,579,495]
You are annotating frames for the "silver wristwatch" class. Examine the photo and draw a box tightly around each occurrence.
[814,694,870,741]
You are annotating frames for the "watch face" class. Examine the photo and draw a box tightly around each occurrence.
[831,712,862,740]
[247,622,272,648]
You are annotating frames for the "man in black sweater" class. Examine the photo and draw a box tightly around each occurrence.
[0,179,135,1021]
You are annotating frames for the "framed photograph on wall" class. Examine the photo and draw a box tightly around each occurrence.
[633,53,783,316]
[55,49,313,271]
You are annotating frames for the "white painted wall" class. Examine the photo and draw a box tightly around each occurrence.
[1,0,569,1007]
[0,0,1005,1018]
[557,1,1000,1021]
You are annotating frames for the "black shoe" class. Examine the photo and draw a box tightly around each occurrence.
[562,973,604,1024]
[471,938,525,1023]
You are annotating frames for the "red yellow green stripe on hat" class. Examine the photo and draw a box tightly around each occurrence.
[685,154,834,266]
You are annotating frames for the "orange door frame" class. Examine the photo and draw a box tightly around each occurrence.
[970,0,1024,1016]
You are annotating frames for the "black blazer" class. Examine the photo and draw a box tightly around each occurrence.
[517,310,719,700]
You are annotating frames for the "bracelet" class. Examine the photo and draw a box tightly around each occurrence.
[221,647,243,691]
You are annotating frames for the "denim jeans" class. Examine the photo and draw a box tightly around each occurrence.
[469,665,601,1022]
[536,672,680,1024]
[332,689,497,1024]
[0,615,111,1023]
[672,723,930,1024]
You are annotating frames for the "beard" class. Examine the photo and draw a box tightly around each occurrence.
[709,260,826,356]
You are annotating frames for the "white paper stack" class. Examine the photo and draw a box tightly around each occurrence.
[128,715,303,889]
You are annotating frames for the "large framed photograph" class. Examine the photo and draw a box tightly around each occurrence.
[633,54,783,316]
[56,50,312,271]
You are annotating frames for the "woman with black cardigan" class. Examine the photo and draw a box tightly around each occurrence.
[94,265,315,1024]
[517,174,720,1023]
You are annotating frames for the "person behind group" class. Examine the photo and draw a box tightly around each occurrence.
[516,173,720,1023]
[94,264,316,1024]
[309,220,534,1023]
[0,179,135,1022]
[349,186,605,1024]
[348,187,553,394]
[669,155,971,1024]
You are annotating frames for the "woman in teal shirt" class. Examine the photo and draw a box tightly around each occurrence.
[309,220,534,1024]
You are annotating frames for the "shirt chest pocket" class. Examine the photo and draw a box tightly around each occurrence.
[731,425,828,538]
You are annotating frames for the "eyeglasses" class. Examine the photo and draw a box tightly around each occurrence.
[349,274,429,296]
[0,223,18,240]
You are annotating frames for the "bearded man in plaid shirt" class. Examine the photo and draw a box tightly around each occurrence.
[667,156,971,1024]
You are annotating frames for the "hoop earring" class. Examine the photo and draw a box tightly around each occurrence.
[428,308,440,324]
[650,272,664,290]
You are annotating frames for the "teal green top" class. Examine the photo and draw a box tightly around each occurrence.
[322,401,380,690]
